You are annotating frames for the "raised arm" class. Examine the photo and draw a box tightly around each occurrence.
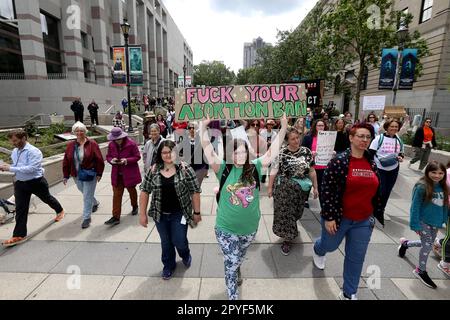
[199,117,222,174]
[260,114,287,168]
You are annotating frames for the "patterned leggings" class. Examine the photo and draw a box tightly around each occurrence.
[406,222,438,271]
[215,227,256,300]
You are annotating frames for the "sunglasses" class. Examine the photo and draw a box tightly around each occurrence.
[251,123,260,127]
[188,127,195,130]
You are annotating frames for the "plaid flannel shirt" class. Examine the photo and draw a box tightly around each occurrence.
[140,162,201,222]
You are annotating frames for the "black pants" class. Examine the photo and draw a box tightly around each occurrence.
[74,112,84,123]
[89,112,99,125]
[14,177,63,237]
[378,166,400,212]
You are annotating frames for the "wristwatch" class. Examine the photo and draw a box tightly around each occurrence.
[193,211,201,215]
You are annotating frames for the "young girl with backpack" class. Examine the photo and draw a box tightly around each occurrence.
[398,161,449,288]
[199,115,287,300]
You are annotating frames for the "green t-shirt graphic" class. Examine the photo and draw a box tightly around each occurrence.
[215,158,263,235]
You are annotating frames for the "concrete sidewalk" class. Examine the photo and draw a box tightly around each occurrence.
[0,160,449,300]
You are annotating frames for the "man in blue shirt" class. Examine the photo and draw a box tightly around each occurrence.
[0,130,65,247]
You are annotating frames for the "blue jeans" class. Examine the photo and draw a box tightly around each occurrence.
[74,177,99,220]
[155,212,190,272]
[314,217,374,296]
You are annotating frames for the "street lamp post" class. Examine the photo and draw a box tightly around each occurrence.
[391,25,409,106]
[121,18,133,133]
[183,64,187,88]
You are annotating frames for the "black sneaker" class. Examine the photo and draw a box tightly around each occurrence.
[304,201,310,209]
[131,206,138,216]
[92,203,99,213]
[281,241,291,256]
[104,217,120,226]
[398,238,408,258]
[81,218,91,229]
[237,267,243,286]
[413,268,437,289]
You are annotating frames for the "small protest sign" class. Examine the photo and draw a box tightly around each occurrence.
[315,131,337,167]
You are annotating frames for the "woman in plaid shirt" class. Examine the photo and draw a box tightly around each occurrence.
[139,140,201,280]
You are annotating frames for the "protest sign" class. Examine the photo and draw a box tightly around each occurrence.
[230,125,250,146]
[175,84,309,121]
[315,131,337,167]
[363,95,386,111]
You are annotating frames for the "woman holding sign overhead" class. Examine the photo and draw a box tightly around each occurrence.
[200,114,287,300]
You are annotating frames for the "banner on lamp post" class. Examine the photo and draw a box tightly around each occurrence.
[112,46,126,87]
[399,49,417,90]
[378,48,398,90]
[129,46,143,86]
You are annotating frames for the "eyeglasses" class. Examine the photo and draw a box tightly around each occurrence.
[425,121,431,123]
[355,134,372,141]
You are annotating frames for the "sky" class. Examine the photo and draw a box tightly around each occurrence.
[162,0,319,74]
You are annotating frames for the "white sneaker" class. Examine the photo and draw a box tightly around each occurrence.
[338,291,358,300]
[433,238,442,258]
[312,246,326,270]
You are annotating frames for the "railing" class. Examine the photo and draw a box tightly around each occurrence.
[0,73,25,80]
[47,73,67,80]
[405,108,440,127]
[0,73,67,80]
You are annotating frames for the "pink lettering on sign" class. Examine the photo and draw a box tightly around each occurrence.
[271,86,284,102]
[285,85,299,101]
[185,86,235,104]
[221,86,234,103]
[210,87,220,103]
[245,86,260,102]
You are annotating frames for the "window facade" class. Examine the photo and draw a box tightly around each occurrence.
[0,21,24,73]
[420,0,433,23]
[41,12,63,73]
[0,0,15,20]
[81,32,88,49]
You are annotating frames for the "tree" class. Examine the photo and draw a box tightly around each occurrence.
[235,67,257,85]
[321,0,430,118]
[192,61,235,86]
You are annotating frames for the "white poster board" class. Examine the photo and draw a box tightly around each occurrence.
[315,131,337,167]
[363,95,386,111]
[230,125,250,146]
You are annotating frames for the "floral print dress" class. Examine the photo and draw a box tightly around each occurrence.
[272,146,314,241]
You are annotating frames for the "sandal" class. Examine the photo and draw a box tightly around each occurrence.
[55,210,65,222]
[2,237,26,247]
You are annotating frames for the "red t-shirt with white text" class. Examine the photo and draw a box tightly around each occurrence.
[342,157,379,221]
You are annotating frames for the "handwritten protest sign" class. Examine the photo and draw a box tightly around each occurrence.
[315,131,337,167]
[175,84,309,121]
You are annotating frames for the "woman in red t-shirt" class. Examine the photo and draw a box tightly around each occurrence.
[311,123,384,300]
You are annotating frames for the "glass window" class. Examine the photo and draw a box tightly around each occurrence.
[40,11,62,74]
[0,20,23,73]
[81,32,88,49]
[0,0,15,20]
[420,0,433,23]
[83,60,90,79]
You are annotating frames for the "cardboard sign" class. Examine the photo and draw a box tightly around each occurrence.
[175,84,309,121]
[315,131,337,167]
[384,106,406,118]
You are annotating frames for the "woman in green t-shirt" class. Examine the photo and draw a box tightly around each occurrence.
[200,115,287,300]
